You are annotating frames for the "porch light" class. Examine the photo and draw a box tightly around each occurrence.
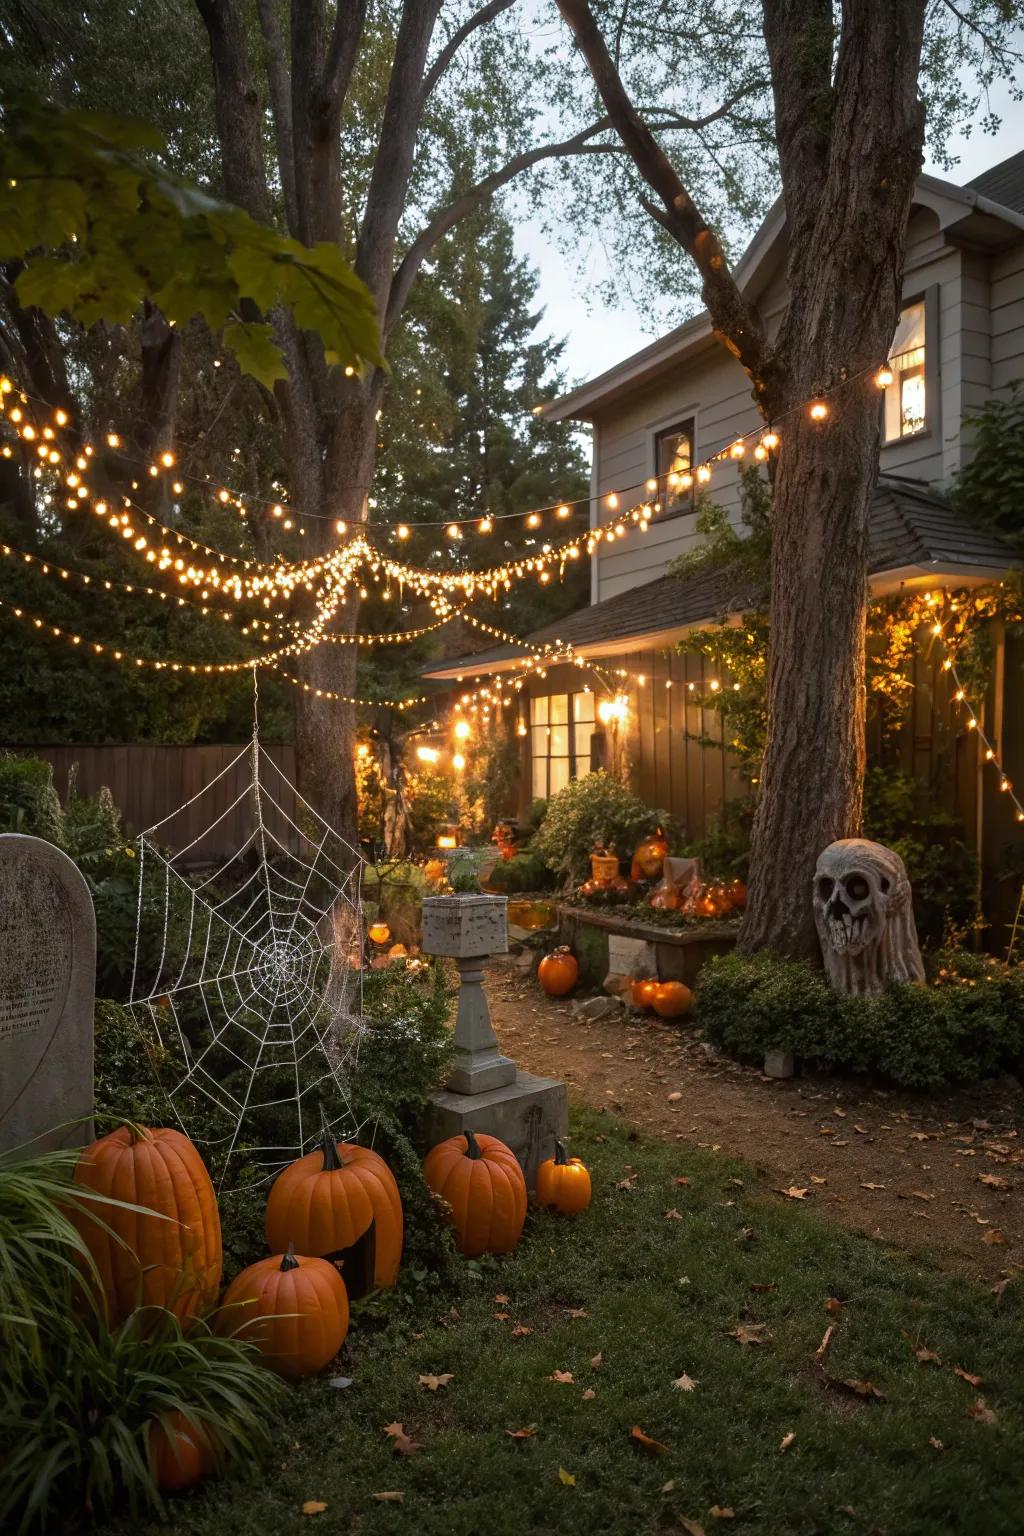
[597,693,629,726]
[437,828,459,848]
[875,365,894,389]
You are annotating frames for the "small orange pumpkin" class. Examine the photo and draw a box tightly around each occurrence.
[421,1130,527,1257]
[265,1135,402,1297]
[648,885,680,911]
[219,1245,349,1380]
[72,1125,222,1327]
[149,1410,217,1494]
[538,946,579,997]
[727,878,748,910]
[651,980,693,1019]
[630,977,659,1010]
[536,1141,592,1215]
[630,829,669,881]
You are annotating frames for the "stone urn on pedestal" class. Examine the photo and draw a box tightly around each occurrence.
[421,858,566,1188]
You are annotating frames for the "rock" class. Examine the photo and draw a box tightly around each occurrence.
[697,1041,724,1063]
[0,834,96,1158]
[602,972,631,997]
[764,1050,796,1079]
[571,995,624,1023]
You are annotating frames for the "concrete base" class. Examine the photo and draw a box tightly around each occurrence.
[447,1048,516,1094]
[425,1071,568,1190]
[764,1050,796,1079]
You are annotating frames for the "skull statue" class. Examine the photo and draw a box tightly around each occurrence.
[812,839,925,997]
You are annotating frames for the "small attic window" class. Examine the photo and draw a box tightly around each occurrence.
[883,301,927,441]
[655,418,695,510]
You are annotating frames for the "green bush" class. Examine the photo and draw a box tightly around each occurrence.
[484,850,552,892]
[530,771,674,888]
[863,767,978,942]
[697,948,1024,1088]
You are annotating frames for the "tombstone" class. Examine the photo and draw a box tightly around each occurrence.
[0,834,95,1158]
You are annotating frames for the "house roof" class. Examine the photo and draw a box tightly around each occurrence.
[421,478,1017,681]
[967,148,1024,216]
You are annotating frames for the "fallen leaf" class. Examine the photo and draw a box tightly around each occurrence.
[616,1174,639,1191]
[750,1283,778,1294]
[511,1324,533,1337]
[679,1518,706,1536]
[982,1229,1007,1246]
[966,1396,997,1424]
[301,1502,327,1517]
[631,1425,669,1453]
[668,1091,683,1102]
[418,1373,453,1392]
[929,1436,945,1451]
[661,1479,677,1493]
[815,1325,836,1361]
[505,1424,537,1439]
[979,1173,1010,1190]
[730,1178,744,1188]
[665,1208,684,1221]
[779,1432,795,1452]
[492,1311,510,1321]
[954,1366,983,1387]
[992,1277,1013,1307]
[558,1466,576,1486]
[737,1226,756,1243]
[590,1351,603,1369]
[581,1387,597,1400]
[824,1297,844,1315]
[810,1175,827,1185]
[709,1508,735,1520]
[909,1131,930,1141]
[834,1107,847,1117]
[729,1323,769,1347]
[854,1124,868,1135]
[860,1182,885,1191]
[673,1373,699,1392]
[566,1307,588,1319]
[915,1345,943,1366]
[371,1491,404,1503]
[494,1294,510,1304]
[550,1369,574,1383]
[839,1378,886,1401]
[383,1422,421,1457]
[908,1190,934,1202]
[777,1186,810,1200]
[674,1175,691,1186]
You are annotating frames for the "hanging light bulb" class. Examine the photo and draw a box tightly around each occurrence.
[809,401,829,421]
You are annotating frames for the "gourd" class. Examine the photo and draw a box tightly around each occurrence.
[72,1125,222,1326]
[149,1411,217,1493]
[727,878,748,910]
[538,947,579,997]
[421,1129,527,1258]
[219,1245,349,1380]
[651,980,693,1019]
[264,1135,402,1297]
[535,1141,592,1215]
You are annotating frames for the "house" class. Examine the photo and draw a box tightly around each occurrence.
[424,151,1024,925]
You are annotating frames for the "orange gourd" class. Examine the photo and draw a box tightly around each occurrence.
[651,981,693,1019]
[630,977,659,1010]
[538,946,579,997]
[72,1125,222,1326]
[535,1141,592,1215]
[264,1135,402,1297]
[421,1129,527,1258]
[219,1245,349,1380]
[149,1411,217,1494]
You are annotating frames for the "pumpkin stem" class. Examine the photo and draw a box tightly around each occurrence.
[280,1242,300,1272]
[463,1129,483,1161]
[319,1132,343,1172]
[553,1140,569,1165]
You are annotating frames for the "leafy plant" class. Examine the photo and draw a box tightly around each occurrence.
[531,771,674,888]
[951,379,1024,551]
[863,767,979,942]
[484,850,553,893]
[447,850,488,892]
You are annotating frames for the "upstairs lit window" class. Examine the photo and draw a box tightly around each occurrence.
[883,301,926,441]
[655,418,695,510]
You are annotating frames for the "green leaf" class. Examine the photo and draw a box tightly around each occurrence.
[223,320,288,390]
[14,258,88,315]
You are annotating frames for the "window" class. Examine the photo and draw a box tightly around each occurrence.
[654,418,695,511]
[530,691,596,799]
[883,301,927,441]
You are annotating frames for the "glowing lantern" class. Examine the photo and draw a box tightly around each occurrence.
[368,922,391,946]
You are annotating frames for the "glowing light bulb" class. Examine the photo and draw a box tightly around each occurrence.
[729,440,746,459]
[809,401,829,421]
[527,512,541,528]
[397,524,410,539]
[54,409,68,426]
[336,520,347,535]
[606,492,618,510]
[479,516,493,532]
[875,366,894,389]
[697,466,711,485]
[452,752,466,771]
[454,719,471,741]
[446,523,462,539]
[106,432,120,448]
[160,451,175,468]
[557,504,571,519]
[416,745,439,763]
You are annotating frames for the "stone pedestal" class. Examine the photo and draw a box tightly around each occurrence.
[425,1072,568,1190]
[448,955,516,1093]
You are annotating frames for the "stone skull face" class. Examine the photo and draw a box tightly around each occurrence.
[813,843,898,956]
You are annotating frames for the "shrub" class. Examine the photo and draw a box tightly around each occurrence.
[531,771,674,887]
[0,754,65,843]
[697,948,1024,1088]
[484,850,552,892]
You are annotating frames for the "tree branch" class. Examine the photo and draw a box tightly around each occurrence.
[194,0,271,223]
[385,121,625,335]
[323,0,369,114]
[424,0,516,98]
[255,0,300,234]
[554,0,770,390]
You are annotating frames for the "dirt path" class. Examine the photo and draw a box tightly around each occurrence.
[487,956,1023,1286]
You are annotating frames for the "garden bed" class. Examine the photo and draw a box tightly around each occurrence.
[556,902,738,987]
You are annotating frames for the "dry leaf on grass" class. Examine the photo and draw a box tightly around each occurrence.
[839,1378,886,1401]
[581,1387,597,1400]
[661,1480,677,1494]
[383,1422,420,1457]
[494,1293,510,1304]
[833,1107,847,1117]
[929,1436,945,1451]
[915,1345,943,1366]
[590,1351,603,1369]
[737,1226,757,1244]
[668,1091,683,1102]
[492,1311,510,1322]
[301,1502,327,1516]
[631,1425,669,1453]
[709,1507,735,1520]
[992,1277,1014,1307]
[954,1366,983,1387]
[779,1432,795,1452]
[674,1175,691,1186]
[966,1397,997,1424]
[672,1373,699,1392]
[729,1323,769,1346]
[505,1424,537,1439]
[565,1307,587,1319]
[678,1518,706,1536]
[371,1491,404,1504]
[777,1186,810,1200]
[908,1190,934,1202]
[511,1324,533,1337]
[617,1174,639,1191]
[860,1182,885,1191]
[815,1325,836,1361]
[982,1229,1007,1246]
[824,1297,844,1315]
[549,1369,574,1383]
[418,1373,453,1392]
[665,1208,684,1221]
[558,1467,576,1486]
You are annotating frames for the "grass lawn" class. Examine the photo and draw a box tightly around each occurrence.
[103,1109,1021,1536]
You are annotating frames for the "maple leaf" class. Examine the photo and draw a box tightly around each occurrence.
[982,1228,1007,1246]
[824,1297,844,1315]
[665,1208,684,1220]
[616,1174,639,1191]
[965,1396,997,1424]
[505,1424,537,1439]
[590,1351,603,1369]
[418,1373,453,1391]
[672,1373,699,1392]
[915,1345,943,1366]
[383,1422,421,1457]
[301,1502,328,1516]
[839,1378,886,1401]
[494,1294,510,1304]
[674,1175,692,1186]
[909,1131,930,1141]
[815,1325,836,1361]
[558,1466,576,1486]
[371,1491,404,1503]
[565,1307,588,1319]
[978,1173,1010,1189]
[779,1432,795,1452]
[679,1518,706,1536]
[954,1365,983,1387]
[709,1507,735,1520]
[834,1107,847,1117]
[729,1323,769,1346]
[777,1186,810,1200]
[630,1425,669,1453]
[549,1369,574,1383]
[511,1323,533,1337]
[581,1387,597,1400]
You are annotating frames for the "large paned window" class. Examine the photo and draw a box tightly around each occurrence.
[654,418,695,511]
[883,301,927,441]
[530,691,596,799]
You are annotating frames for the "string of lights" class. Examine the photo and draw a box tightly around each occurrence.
[270,666,429,708]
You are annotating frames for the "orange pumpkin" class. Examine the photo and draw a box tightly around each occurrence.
[72,1126,222,1326]
[149,1410,217,1494]
[535,1141,592,1215]
[421,1130,527,1257]
[651,980,693,1019]
[727,878,748,911]
[424,858,447,884]
[538,946,579,996]
[648,885,680,911]
[265,1135,402,1297]
[219,1245,349,1380]
[630,829,669,881]
[630,977,659,1010]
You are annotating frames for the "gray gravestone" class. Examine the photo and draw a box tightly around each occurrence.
[0,834,95,1158]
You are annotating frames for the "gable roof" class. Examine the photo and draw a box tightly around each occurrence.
[422,477,1017,680]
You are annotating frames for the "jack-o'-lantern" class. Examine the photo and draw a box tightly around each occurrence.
[630,977,659,1009]
[630,829,669,881]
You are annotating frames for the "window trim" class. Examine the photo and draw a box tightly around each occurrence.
[881,286,940,447]
[649,408,699,524]
[529,688,597,799]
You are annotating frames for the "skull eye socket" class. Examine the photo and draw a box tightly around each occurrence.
[844,873,870,902]
[817,877,835,902]
[879,876,890,893]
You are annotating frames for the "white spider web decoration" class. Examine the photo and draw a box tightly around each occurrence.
[128,714,368,1178]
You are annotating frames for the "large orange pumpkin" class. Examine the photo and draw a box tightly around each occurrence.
[421,1130,527,1258]
[630,829,669,881]
[651,980,693,1019]
[264,1135,402,1297]
[535,1141,592,1215]
[72,1126,222,1326]
[149,1410,217,1494]
[538,947,578,997]
[219,1245,349,1380]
